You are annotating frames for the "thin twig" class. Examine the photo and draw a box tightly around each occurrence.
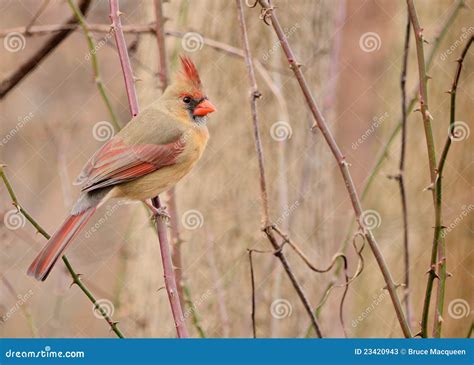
[236,0,323,338]
[24,0,51,34]
[432,35,473,338]
[66,0,121,130]
[0,166,124,338]
[182,286,206,338]
[108,0,188,338]
[257,0,412,338]
[273,226,365,337]
[398,10,412,328]
[0,0,92,99]
[247,249,257,338]
[0,23,155,37]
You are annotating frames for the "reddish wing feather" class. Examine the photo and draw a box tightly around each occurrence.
[76,136,185,192]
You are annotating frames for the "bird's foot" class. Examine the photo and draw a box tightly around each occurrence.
[144,200,171,222]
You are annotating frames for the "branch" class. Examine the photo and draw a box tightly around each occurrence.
[247,250,257,338]
[339,0,464,256]
[0,0,92,99]
[0,166,124,338]
[273,226,365,337]
[256,0,412,338]
[236,0,323,338]
[153,0,185,310]
[67,0,120,130]
[407,0,437,184]
[432,35,473,338]
[0,23,154,37]
[107,0,188,338]
[398,10,412,328]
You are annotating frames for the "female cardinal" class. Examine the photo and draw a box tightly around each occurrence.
[28,56,215,281]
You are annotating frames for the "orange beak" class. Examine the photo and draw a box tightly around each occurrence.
[193,99,216,116]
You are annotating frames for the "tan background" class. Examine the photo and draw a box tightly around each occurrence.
[0,0,472,338]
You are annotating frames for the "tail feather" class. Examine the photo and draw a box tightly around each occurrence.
[27,208,96,281]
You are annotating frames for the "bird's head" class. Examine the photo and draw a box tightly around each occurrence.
[162,56,216,124]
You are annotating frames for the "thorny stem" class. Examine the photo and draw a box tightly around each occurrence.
[257,0,412,338]
[407,0,437,185]
[340,0,464,256]
[183,286,206,338]
[67,0,121,131]
[432,35,473,338]
[236,0,323,338]
[399,11,412,328]
[407,0,440,338]
[316,0,463,333]
[153,0,185,311]
[108,0,188,338]
[0,166,124,338]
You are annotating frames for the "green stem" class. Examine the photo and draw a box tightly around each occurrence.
[67,0,121,131]
[0,166,124,338]
[183,286,206,338]
[432,35,473,338]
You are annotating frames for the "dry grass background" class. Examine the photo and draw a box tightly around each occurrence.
[0,0,472,338]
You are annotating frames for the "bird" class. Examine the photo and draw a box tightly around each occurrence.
[27,56,216,281]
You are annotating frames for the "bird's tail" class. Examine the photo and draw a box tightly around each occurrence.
[27,207,96,281]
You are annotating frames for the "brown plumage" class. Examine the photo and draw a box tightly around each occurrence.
[27,56,216,281]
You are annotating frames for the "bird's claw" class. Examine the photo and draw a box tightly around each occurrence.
[151,206,171,222]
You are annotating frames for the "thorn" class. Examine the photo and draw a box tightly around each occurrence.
[423,38,429,44]
[445,89,453,94]
[116,10,124,16]
[133,76,142,82]
[446,271,453,277]
[426,74,432,80]
[438,315,444,323]
[455,57,462,63]
[414,331,423,338]
[423,182,434,192]
[426,110,434,120]
[414,107,421,113]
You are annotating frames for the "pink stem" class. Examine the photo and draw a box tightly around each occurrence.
[108,0,188,338]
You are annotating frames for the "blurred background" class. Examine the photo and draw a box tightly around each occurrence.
[0,0,472,338]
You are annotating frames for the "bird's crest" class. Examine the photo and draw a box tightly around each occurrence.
[179,55,202,89]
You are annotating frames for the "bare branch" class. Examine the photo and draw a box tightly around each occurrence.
[108,0,188,338]
[0,0,92,99]
[256,0,412,338]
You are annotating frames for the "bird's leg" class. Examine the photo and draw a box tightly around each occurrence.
[144,199,170,222]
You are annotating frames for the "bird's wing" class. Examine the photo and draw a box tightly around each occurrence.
[74,135,185,192]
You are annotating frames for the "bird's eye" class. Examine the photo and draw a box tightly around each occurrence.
[183,96,191,104]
